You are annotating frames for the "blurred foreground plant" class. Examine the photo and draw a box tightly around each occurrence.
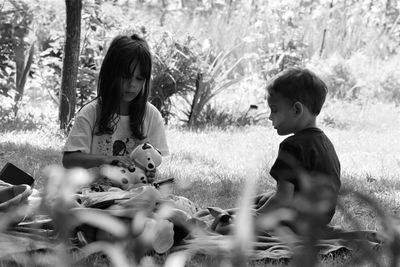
[337,187,400,267]
[40,166,175,266]
[1,165,399,267]
[168,171,394,267]
[39,166,205,266]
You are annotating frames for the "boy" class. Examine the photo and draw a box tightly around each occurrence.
[256,67,341,229]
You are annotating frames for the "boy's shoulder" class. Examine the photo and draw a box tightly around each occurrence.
[288,127,325,141]
[281,127,332,149]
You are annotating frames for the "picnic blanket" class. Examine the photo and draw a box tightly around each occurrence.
[0,182,383,262]
[182,206,382,261]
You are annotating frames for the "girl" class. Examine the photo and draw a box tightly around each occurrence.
[62,34,169,182]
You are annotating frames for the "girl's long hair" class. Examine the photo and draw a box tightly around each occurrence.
[95,34,152,140]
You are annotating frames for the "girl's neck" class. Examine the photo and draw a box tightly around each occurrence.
[119,102,130,116]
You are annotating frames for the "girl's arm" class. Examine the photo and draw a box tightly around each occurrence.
[62,151,131,169]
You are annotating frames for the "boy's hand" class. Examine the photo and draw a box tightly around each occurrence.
[255,194,271,209]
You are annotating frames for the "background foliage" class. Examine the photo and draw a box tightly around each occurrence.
[1,0,399,128]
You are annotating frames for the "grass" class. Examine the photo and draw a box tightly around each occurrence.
[0,97,399,266]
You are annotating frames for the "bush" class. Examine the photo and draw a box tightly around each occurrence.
[326,62,358,100]
[0,100,43,132]
[309,54,359,101]
[192,104,268,129]
[321,114,349,130]
[0,0,34,106]
[150,32,200,124]
[380,73,400,106]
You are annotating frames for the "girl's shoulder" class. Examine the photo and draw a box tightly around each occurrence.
[145,102,161,115]
[144,102,164,123]
[77,99,100,116]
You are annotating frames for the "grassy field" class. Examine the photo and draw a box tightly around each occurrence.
[0,98,399,266]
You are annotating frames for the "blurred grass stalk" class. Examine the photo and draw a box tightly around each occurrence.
[230,157,258,266]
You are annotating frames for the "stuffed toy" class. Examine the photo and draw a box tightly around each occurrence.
[100,165,148,190]
[130,143,162,172]
[100,143,162,190]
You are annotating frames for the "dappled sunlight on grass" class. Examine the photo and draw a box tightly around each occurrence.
[326,127,400,180]
[1,129,65,150]
[321,98,400,130]
[171,178,244,209]
[331,173,400,232]
[0,98,60,133]
[164,126,279,181]
[0,142,62,190]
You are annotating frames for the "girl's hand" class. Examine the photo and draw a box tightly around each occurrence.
[145,168,157,184]
[105,155,132,168]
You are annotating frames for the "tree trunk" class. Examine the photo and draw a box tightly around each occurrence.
[59,0,82,130]
[13,40,35,116]
[319,0,333,57]
[188,72,211,128]
[11,1,34,116]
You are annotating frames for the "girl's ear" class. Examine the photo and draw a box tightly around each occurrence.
[293,102,303,116]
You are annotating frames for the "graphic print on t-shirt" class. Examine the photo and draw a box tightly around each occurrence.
[112,140,127,156]
[96,135,137,156]
[112,138,137,156]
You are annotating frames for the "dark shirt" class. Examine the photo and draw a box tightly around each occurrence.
[270,127,341,224]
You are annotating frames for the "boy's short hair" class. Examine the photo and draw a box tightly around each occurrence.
[267,67,328,115]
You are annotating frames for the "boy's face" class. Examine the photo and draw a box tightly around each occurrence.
[267,92,297,136]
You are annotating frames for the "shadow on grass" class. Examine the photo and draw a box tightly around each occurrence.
[0,141,62,191]
[340,173,400,224]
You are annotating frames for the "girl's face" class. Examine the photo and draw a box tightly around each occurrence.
[267,92,297,136]
[120,63,146,104]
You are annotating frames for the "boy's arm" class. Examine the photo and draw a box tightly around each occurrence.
[256,179,294,215]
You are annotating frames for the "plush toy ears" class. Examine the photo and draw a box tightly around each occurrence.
[142,143,162,155]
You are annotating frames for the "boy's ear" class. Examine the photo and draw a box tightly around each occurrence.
[293,102,303,115]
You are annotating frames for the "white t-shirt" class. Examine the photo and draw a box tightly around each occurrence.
[63,100,169,156]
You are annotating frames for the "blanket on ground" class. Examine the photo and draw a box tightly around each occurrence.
[0,183,383,262]
[181,207,382,261]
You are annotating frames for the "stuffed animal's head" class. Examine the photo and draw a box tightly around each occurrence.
[100,165,148,190]
[130,143,162,171]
